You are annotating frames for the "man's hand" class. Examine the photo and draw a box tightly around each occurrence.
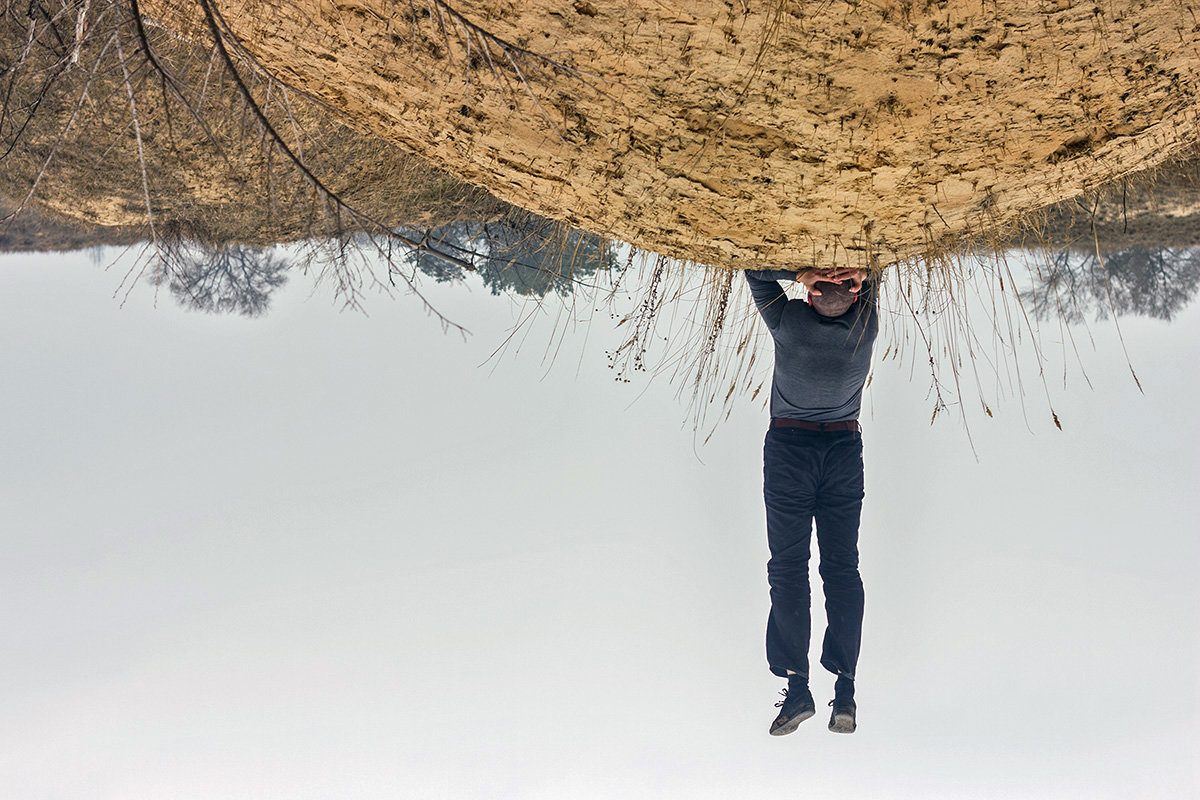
[795,269,827,295]
[795,268,868,295]
[838,268,867,294]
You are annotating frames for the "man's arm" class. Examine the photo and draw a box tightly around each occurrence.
[744,270,797,332]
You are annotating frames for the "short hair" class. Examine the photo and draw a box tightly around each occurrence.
[810,280,856,317]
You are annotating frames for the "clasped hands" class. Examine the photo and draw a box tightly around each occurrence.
[795,268,867,296]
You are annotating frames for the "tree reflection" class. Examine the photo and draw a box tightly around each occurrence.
[150,243,290,317]
[1029,246,1200,322]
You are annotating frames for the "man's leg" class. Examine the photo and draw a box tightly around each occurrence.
[814,431,866,681]
[763,428,821,680]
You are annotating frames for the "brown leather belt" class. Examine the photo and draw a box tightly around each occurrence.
[771,418,861,432]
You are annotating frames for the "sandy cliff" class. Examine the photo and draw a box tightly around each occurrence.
[140,0,1200,269]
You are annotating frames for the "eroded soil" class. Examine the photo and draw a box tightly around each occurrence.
[139,0,1200,269]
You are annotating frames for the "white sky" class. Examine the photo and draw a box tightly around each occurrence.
[1,248,1197,799]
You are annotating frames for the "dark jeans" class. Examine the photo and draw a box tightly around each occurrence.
[763,427,865,682]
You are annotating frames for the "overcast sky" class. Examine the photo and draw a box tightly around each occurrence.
[1,247,1196,799]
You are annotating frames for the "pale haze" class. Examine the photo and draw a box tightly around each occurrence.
[1,249,1197,799]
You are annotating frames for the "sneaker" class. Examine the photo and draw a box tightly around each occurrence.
[828,677,856,734]
[769,684,815,736]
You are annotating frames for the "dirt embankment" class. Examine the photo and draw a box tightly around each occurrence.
[1004,158,1200,253]
[140,0,1200,270]
[0,13,508,247]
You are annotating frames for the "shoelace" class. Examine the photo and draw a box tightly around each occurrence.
[776,687,813,709]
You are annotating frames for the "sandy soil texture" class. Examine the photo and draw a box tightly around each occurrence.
[141,0,1200,269]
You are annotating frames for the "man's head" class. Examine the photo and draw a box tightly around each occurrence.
[810,280,857,318]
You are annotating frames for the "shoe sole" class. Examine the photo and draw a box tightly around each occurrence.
[768,707,815,736]
[828,712,856,734]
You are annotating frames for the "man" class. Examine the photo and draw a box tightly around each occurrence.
[744,266,879,736]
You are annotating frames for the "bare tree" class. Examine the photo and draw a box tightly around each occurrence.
[1030,246,1200,322]
[1,0,598,325]
[149,241,289,316]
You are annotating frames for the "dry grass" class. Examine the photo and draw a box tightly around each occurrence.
[4,0,1195,433]
[1,0,527,321]
[584,148,1200,444]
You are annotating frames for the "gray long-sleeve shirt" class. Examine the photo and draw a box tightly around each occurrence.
[746,270,879,423]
